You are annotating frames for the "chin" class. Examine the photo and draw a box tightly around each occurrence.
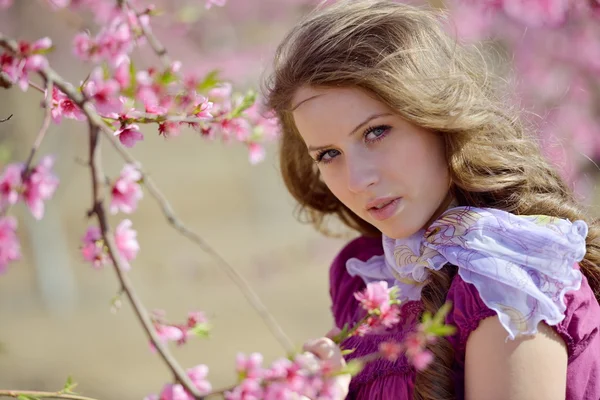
[378,224,419,240]
[375,214,428,240]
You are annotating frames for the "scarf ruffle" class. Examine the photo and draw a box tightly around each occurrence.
[346,206,588,340]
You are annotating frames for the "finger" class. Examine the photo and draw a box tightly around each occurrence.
[326,327,342,339]
[303,338,345,369]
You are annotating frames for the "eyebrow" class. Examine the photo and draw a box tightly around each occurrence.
[306,112,392,152]
[291,94,323,111]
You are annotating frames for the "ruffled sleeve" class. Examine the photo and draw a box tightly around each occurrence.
[425,207,588,340]
[329,236,383,329]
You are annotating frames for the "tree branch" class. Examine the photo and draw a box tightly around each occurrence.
[0,390,98,400]
[99,126,296,355]
[23,79,53,174]
[123,0,171,68]
[86,122,204,399]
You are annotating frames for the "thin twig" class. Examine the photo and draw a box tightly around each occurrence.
[123,0,171,67]
[23,79,53,174]
[0,390,98,400]
[0,31,294,357]
[86,122,204,399]
[0,114,12,123]
[28,80,45,94]
[99,125,296,354]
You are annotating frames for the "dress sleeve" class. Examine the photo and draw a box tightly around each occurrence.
[329,235,383,330]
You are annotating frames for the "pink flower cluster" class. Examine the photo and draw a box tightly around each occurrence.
[225,352,343,400]
[81,219,139,270]
[72,8,148,67]
[378,333,434,372]
[353,281,401,336]
[110,164,143,214]
[0,37,52,91]
[0,156,59,220]
[0,216,21,274]
[144,364,212,400]
[150,310,210,350]
[49,85,86,124]
[0,156,58,273]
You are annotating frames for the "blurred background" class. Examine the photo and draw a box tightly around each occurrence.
[0,0,599,399]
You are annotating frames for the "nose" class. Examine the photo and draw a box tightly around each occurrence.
[346,156,379,194]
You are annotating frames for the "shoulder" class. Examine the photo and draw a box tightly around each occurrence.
[446,265,600,359]
[329,235,383,329]
[464,315,568,400]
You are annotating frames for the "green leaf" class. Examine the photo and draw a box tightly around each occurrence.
[229,90,257,118]
[428,325,457,337]
[341,359,364,377]
[189,322,211,338]
[128,60,137,92]
[341,348,356,356]
[197,70,220,93]
[63,375,78,392]
[17,395,40,400]
[33,46,55,55]
[158,70,177,86]
[432,302,453,325]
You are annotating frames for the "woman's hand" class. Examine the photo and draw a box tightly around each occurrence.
[299,328,350,400]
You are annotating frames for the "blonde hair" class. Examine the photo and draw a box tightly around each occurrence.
[264,1,600,398]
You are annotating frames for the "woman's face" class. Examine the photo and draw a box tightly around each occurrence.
[291,86,450,239]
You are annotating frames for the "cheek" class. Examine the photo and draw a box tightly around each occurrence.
[320,166,346,198]
[395,132,448,189]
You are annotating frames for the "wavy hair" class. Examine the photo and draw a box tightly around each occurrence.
[264,1,600,398]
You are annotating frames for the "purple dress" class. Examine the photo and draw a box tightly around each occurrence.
[330,236,600,399]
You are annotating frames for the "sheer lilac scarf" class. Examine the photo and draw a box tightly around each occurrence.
[346,206,588,340]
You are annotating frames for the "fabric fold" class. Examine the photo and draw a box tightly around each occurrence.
[346,206,588,340]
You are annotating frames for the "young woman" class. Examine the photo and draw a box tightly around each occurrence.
[265,1,600,399]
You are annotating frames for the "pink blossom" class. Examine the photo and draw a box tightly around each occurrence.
[354,281,394,314]
[187,311,207,327]
[114,57,131,90]
[72,32,96,62]
[158,121,182,138]
[44,0,70,9]
[22,155,59,220]
[248,143,265,165]
[150,365,211,400]
[187,364,212,394]
[110,164,143,214]
[0,0,13,9]
[379,341,403,362]
[49,86,86,124]
[220,117,251,142]
[155,324,186,346]
[205,0,227,9]
[83,68,123,115]
[410,350,434,371]
[81,226,109,269]
[81,220,139,270]
[502,0,570,27]
[0,38,52,91]
[446,1,498,42]
[114,123,144,148]
[236,353,264,379]
[73,14,136,66]
[0,216,21,274]
[159,384,192,400]
[0,163,23,209]
[114,219,139,270]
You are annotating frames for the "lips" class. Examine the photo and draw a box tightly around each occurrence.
[366,197,402,221]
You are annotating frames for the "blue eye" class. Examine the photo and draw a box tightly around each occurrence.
[315,148,340,163]
[364,125,391,142]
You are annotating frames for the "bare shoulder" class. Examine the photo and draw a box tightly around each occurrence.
[464,315,567,400]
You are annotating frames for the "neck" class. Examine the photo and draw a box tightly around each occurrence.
[422,191,456,231]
